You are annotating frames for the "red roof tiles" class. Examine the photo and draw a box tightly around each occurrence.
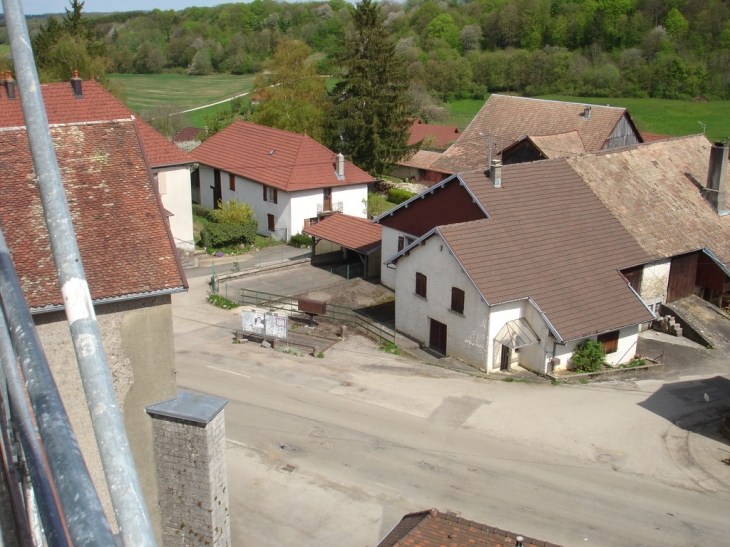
[0,79,191,168]
[173,126,202,143]
[303,214,382,254]
[378,509,563,547]
[191,121,375,192]
[408,119,460,150]
[0,121,186,309]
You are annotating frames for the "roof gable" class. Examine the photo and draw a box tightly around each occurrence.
[0,121,186,309]
[433,95,635,173]
[191,121,375,191]
[0,80,191,168]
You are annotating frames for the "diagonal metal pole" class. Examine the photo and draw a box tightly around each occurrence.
[2,1,156,545]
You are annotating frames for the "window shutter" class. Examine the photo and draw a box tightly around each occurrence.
[416,272,427,298]
[597,331,619,354]
[451,287,465,314]
[273,188,278,204]
[263,185,267,201]
[229,173,235,191]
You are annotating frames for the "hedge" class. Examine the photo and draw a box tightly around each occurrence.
[387,188,416,205]
[192,204,216,222]
[200,219,258,248]
[289,233,312,248]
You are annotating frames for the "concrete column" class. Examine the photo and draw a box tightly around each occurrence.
[146,392,230,547]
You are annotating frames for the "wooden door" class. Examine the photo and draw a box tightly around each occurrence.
[267,214,275,231]
[429,318,447,355]
[212,169,222,208]
[323,187,332,212]
[667,252,699,302]
[500,344,511,371]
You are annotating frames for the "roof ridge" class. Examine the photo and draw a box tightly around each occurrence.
[491,93,627,111]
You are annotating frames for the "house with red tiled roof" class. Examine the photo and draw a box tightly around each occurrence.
[0,108,188,541]
[191,121,375,240]
[0,76,196,252]
[378,509,563,547]
[407,119,460,150]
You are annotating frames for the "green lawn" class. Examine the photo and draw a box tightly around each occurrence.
[0,44,10,55]
[444,94,730,142]
[108,73,255,113]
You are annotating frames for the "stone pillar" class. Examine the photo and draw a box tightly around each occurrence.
[146,392,230,547]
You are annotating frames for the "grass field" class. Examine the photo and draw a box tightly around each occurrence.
[445,94,730,142]
[108,73,255,113]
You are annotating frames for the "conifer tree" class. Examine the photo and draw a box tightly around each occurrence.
[330,0,416,175]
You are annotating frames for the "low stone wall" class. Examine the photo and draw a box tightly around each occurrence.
[548,362,664,384]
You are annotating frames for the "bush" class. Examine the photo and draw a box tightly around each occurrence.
[207,294,239,309]
[200,219,258,248]
[211,198,255,224]
[289,233,312,248]
[571,340,605,372]
[387,188,416,204]
[192,204,215,222]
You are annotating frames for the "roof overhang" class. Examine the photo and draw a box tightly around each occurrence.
[29,286,188,315]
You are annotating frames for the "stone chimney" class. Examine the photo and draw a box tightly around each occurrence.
[2,71,16,100]
[336,153,345,178]
[582,105,592,120]
[490,159,502,188]
[701,141,729,216]
[70,69,83,98]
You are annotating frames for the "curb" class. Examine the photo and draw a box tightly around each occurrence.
[216,259,311,283]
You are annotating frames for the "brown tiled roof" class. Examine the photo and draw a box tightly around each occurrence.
[640,131,671,143]
[303,213,382,254]
[173,126,202,143]
[0,79,192,168]
[378,509,563,547]
[191,121,375,191]
[0,121,186,309]
[432,95,634,172]
[525,131,586,158]
[398,150,451,172]
[408,119,460,149]
[435,161,653,341]
[565,134,730,266]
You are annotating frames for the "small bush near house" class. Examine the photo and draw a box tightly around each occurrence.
[212,198,255,224]
[316,352,324,358]
[620,357,647,369]
[207,294,239,309]
[192,204,216,222]
[571,340,606,372]
[387,188,416,204]
[200,219,258,248]
[289,233,312,248]
[379,341,400,355]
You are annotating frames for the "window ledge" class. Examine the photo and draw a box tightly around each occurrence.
[414,293,427,300]
[448,309,464,317]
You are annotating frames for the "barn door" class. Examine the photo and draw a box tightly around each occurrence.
[667,252,699,302]
[429,319,447,355]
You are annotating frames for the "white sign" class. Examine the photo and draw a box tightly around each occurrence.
[265,314,287,339]
[242,310,265,334]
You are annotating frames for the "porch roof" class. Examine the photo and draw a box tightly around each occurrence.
[494,318,540,349]
[304,214,382,255]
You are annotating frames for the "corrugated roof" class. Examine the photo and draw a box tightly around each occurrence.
[377,509,563,547]
[0,121,186,308]
[303,214,382,254]
[191,121,375,191]
[432,95,633,172]
[408,119,460,149]
[0,79,191,168]
[566,134,730,266]
[393,160,653,341]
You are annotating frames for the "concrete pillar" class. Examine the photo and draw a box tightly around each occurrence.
[146,392,230,547]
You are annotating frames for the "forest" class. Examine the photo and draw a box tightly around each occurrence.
[2,0,729,102]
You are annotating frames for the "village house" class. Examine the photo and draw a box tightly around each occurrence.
[0,75,196,253]
[0,110,188,543]
[191,121,375,240]
[404,95,642,183]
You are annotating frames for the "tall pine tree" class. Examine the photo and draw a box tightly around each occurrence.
[330,0,416,175]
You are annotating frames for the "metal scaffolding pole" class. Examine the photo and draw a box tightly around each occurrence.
[2,1,157,545]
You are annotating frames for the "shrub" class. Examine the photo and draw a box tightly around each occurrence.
[571,340,605,372]
[212,198,255,225]
[192,204,215,222]
[289,233,312,248]
[200,219,258,248]
[387,188,416,204]
[207,294,239,309]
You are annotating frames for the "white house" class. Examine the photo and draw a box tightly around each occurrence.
[192,121,375,240]
[381,162,655,374]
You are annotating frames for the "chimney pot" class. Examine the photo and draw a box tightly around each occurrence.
[702,141,728,216]
[70,70,83,98]
[2,72,16,100]
[582,105,592,120]
[336,152,345,178]
[516,536,524,547]
[490,159,502,188]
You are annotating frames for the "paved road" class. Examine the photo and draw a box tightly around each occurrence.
[172,278,730,547]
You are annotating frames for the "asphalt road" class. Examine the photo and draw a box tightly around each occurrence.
[172,279,730,547]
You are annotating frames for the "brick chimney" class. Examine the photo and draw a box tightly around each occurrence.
[336,152,345,178]
[70,69,83,98]
[702,141,728,216]
[2,71,16,100]
[490,159,502,188]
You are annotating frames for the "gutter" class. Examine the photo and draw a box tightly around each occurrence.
[30,287,187,315]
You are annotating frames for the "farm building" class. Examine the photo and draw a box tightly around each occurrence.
[191,121,375,241]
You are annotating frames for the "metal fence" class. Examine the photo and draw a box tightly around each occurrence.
[239,288,396,345]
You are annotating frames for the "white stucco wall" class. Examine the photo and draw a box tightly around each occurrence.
[291,188,325,238]
[380,225,418,290]
[155,166,194,251]
[394,234,490,368]
[552,325,640,370]
[198,166,215,210]
[332,184,368,218]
